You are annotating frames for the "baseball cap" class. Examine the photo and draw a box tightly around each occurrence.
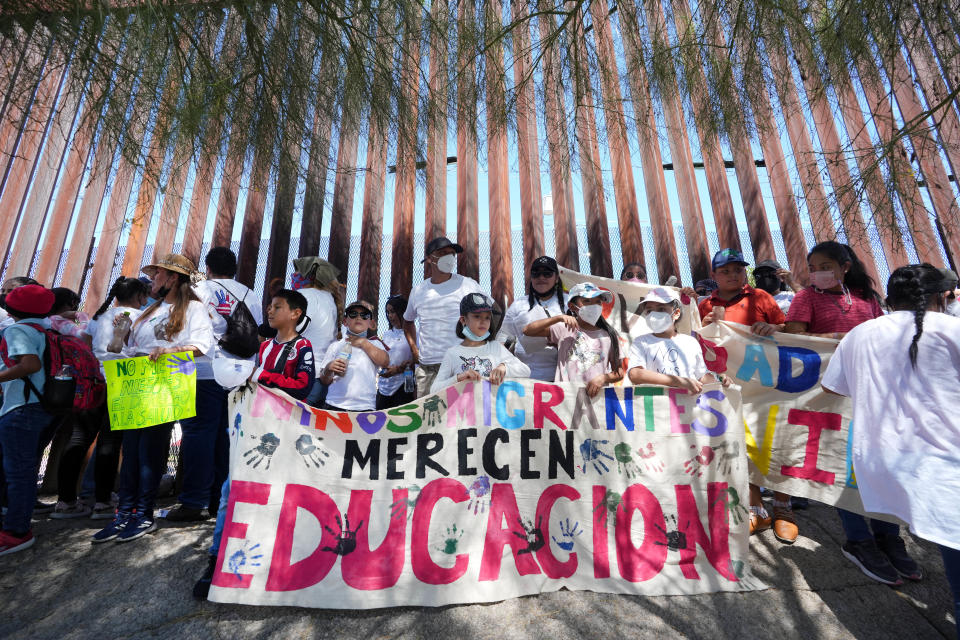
[567,282,614,303]
[345,300,374,314]
[938,267,958,290]
[694,279,719,292]
[754,259,783,273]
[460,292,495,315]
[530,256,558,273]
[642,287,679,305]
[712,248,749,271]
[422,236,464,262]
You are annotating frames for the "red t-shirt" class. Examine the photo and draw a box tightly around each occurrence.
[698,286,786,326]
[785,287,883,333]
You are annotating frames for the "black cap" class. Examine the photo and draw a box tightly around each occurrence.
[460,292,494,315]
[938,267,958,290]
[422,236,464,262]
[754,259,783,273]
[531,256,558,273]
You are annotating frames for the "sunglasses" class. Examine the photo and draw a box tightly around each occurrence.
[531,270,555,278]
[346,310,372,319]
[623,271,644,280]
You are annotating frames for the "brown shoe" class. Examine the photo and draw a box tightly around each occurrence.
[773,506,799,544]
[750,511,771,535]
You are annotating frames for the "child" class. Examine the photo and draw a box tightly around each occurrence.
[431,293,530,392]
[193,289,315,599]
[377,295,415,409]
[0,284,57,556]
[523,282,623,397]
[319,300,389,411]
[627,287,717,392]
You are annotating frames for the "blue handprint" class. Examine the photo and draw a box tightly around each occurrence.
[230,414,243,438]
[165,353,196,375]
[578,439,614,474]
[227,541,263,580]
[551,518,582,551]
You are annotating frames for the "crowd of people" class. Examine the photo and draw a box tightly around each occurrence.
[0,235,956,631]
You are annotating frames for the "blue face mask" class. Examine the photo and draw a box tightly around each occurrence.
[463,326,490,342]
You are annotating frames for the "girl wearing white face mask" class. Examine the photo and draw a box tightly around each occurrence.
[523,282,624,397]
[627,287,722,393]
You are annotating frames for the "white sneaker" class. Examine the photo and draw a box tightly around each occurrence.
[49,500,92,519]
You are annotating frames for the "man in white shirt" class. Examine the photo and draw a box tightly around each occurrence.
[403,236,482,396]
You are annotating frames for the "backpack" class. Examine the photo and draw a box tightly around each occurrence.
[213,281,260,359]
[0,322,106,413]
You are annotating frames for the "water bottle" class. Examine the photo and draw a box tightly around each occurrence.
[335,342,352,375]
[403,366,415,393]
[108,311,132,353]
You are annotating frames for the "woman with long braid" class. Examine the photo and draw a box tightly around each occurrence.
[823,264,960,619]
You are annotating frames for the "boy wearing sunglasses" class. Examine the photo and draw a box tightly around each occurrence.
[319,301,389,411]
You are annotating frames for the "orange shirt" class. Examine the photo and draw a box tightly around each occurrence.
[698,285,786,326]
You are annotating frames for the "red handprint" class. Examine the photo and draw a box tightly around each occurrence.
[695,333,729,374]
[683,444,716,477]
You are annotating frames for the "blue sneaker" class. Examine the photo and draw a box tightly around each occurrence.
[115,513,157,543]
[92,512,132,544]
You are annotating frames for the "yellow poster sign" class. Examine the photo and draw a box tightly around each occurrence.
[104,352,197,430]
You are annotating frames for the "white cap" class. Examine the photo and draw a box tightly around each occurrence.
[642,287,679,305]
[567,282,614,303]
[212,357,256,389]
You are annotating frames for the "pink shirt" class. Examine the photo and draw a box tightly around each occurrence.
[785,287,883,333]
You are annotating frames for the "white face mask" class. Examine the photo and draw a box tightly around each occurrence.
[645,310,676,333]
[576,303,603,326]
[947,300,960,317]
[435,254,457,274]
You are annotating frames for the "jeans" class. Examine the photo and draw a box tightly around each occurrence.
[304,380,328,408]
[116,422,174,518]
[941,544,960,640]
[56,406,122,503]
[837,507,900,542]
[178,380,229,510]
[0,404,54,534]
[208,476,231,558]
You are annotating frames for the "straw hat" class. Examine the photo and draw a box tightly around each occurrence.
[142,254,197,279]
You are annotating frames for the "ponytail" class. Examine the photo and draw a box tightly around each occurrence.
[885,263,943,370]
[595,315,622,372]
[526,278,564,312]
[94,276,150,319]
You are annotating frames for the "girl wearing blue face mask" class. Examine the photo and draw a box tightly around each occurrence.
[430,293,530,393]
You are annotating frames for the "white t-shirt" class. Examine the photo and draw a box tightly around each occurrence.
[320,337,383,411]
[0,307,13,330]
[193,279,263,380]
[773,291,795,314]
[628,333,707,380]
[822,311,960,551]
[499,294,567,381]
[124,300,215,358]
[431,341,532,393]
[91,306,143,362]
[378,327,412,396]
[404,274,482,365]
[299,288,338,373]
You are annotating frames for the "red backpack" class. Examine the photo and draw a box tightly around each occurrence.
[0,322,106,413]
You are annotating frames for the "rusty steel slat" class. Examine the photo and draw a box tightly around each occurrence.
[511,0,544,275]
[618,0,678,280]
[298,94,334,257]
[588,0,644,269]
[456,1,480,280]
[643,0,710,283]
[781,34,883,284]
[855,64,944,267]
[263,134,301,308]
[669,0,744,253]
[537,8,578,270]
[6,77,82,279]
[0,29,47,189]
[328,118,362,281]
[235,149,271,288]
[917,4,960,117]
[210,131,243,249]
[423,0,448,258]
[357,119,387,305]
[180,145,218,264]
[390,16,421,298]
[150,149,190,262]
[485,0,513,306]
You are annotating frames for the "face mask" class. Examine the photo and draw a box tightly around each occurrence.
[576,303,603,326]
[345,326,367,338]
[754,274,780,294]
[463,326,490,341]
[154,286,171,300]
[626,277,646,284]
[435,254,457,274]
[810,270,839,290]
[946,300,960,317]
[645,310,676,333]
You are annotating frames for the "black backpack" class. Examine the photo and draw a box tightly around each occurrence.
[214,281,260,359]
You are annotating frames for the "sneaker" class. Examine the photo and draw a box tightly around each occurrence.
[90,503,117,520]
[876,534,923,581]
[115,514,157,542]
[50,500,92,519]
[164,506,208,522]
[33,500,56,515]
[772,506,799,544]
[749,510,771,535]
[91,512,133,544]
[841,539,903,585]
[193,555,218,600]
[0,530,35,556]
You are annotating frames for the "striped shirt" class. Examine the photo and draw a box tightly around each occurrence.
[256,336,315,401]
